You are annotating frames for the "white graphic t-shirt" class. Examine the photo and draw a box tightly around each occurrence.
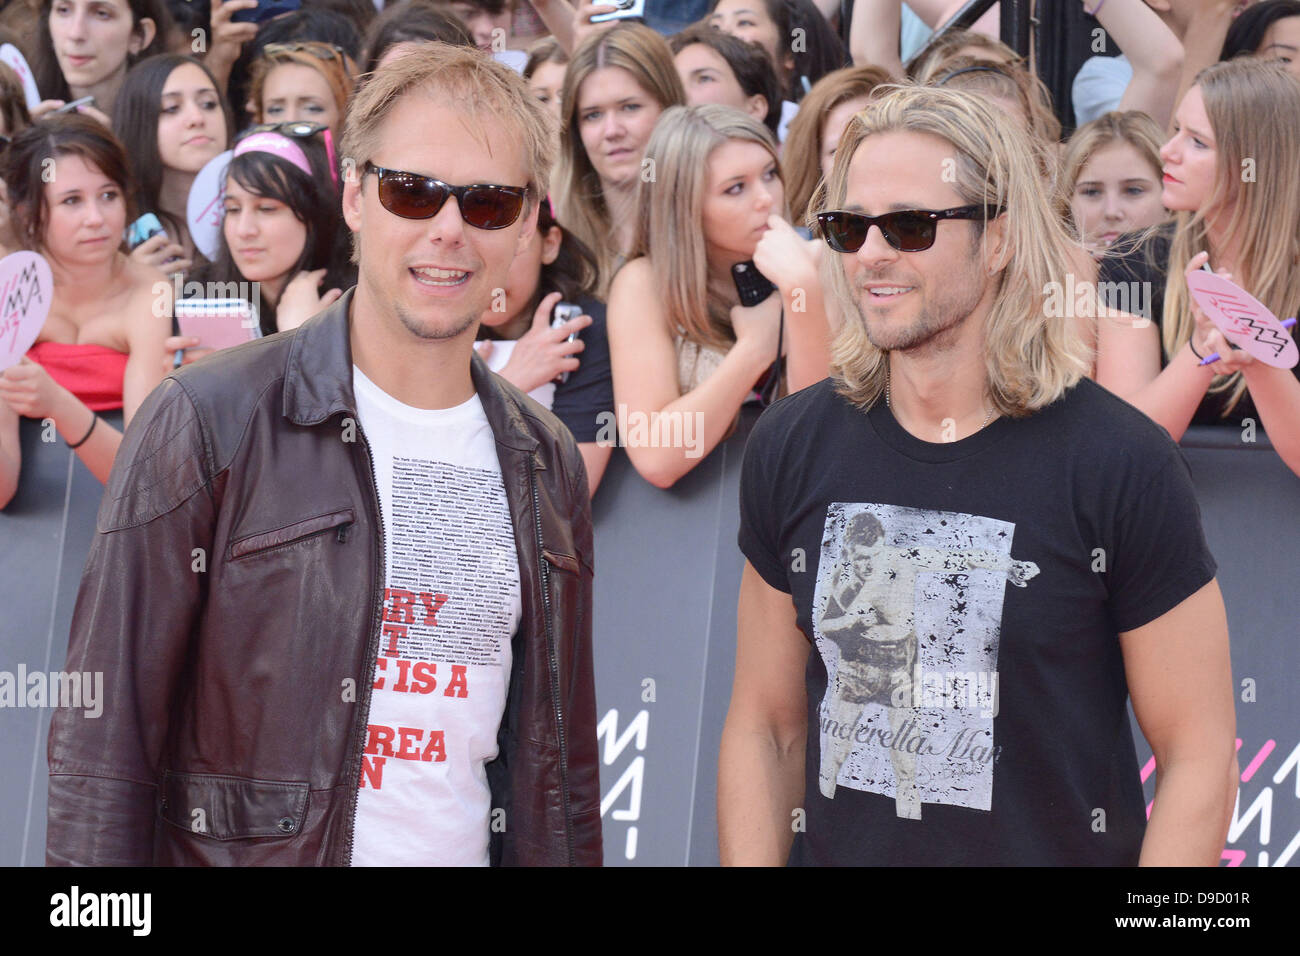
[350,366,522,866]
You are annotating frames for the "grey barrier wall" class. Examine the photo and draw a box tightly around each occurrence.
[2,409,1296,866]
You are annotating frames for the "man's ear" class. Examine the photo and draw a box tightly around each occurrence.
[514,199,539,257]
[539,224,562,265]
[984,211,1012,274]
[342,165,363,236]
[130,18,157,56]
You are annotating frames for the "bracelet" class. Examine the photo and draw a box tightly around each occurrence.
[1086,0,1107,15]
[67,412,97,449]
[1188,338,1206,360]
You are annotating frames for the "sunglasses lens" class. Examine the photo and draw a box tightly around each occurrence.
[378,170,449,220]
[460,186,524,230]
[882,213,936,252]
[820,212,867,253]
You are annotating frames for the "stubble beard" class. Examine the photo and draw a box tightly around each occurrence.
[394,300,479,341]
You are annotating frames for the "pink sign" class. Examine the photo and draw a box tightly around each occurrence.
[1186,271,1299,369]
[0,252,53,372]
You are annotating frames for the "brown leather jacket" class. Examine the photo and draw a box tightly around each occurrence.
[46,289,602,866]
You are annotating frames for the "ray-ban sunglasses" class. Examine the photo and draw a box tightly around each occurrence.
[816,204,1004,253]
[363,162,529,230]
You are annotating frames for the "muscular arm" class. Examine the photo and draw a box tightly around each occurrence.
[1121,579,1237,866]
[718,563,810,865]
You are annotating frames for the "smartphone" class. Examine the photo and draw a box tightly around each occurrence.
[54,95,94,113]
[233,0,302,24]
[590,0,645,24]
[732,260,776,308]
[125,213,165,251]
[176,299,261,352]
[551,301,583,384]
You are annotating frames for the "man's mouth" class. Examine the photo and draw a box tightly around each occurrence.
[411,266,470,287]
[864,285,915,301]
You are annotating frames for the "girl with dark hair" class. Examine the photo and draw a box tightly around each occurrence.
[1221,0,1300,77]
[112,53,232,273]
[0,113,170,504]
[707,0,845,105]
[33,0,171,117]
[360,0,475,75]
[474,199,614,494]
[176,122,353,355]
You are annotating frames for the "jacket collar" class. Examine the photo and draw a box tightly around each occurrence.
[282,286,540,455]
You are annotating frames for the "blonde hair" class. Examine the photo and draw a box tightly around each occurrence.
[630,104,785,352]
[341,42,554,204]
[1056,110,1166,231]
[908,28,1022,80]
[1163,57,1300,414]
[782,64,892,225]
[248,41,359,126]
[555,23,685,297]
[813,84,1091,415]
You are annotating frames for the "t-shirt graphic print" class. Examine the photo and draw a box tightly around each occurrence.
[351,366,522,866]
[812,502,1038,820]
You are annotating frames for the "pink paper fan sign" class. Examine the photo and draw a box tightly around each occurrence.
[187,150,233,262]
[0,44,41,110]
[1186,270,1299,369]
[0,252,54,372]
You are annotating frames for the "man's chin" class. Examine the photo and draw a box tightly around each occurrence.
[395,305,480,342]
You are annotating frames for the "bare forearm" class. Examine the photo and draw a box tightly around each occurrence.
[851,0,904,76]
[784,290,832,392]
[50,388,123,484]
[530,0,577,53]
[619,341,771,487]
[1092,0,1183,129]
[1121,344,1216,441]
[1169,3,1236,134]
[1140,755,1237,866]
[1241,364,1300,478]
[718,724,805,865]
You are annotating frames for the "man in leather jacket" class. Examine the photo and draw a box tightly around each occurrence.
[46,45,602,866]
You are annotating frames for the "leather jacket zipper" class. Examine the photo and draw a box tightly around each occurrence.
[342,421,386,866]
[530,457,574,864]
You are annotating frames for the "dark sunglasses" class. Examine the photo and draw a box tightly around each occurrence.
[363,161,528,230]
[816,204,1004,253]
[264,42,346,61]
[241,120,327,140]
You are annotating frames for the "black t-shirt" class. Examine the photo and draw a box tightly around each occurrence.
[552,295,613,444]
[737,377,1217,865]
[1098,224,1300,427]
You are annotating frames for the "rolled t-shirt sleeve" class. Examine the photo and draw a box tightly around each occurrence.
[737,415,790,593]
[1107,447,1217,632]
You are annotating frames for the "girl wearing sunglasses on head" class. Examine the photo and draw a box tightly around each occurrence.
[112,53,233,275]
[0,114,171,507]
[170,123,354,365]
[607,104,789,489]
[474,197,614,497]
[245,40,357,142]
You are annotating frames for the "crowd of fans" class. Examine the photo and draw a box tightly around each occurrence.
[2,0,1300,511]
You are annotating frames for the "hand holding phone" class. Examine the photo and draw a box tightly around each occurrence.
[732,260,777,308]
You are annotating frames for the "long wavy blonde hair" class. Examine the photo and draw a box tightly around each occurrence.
[813,84,1091,415]
[1162,57,1300,415]
[629,104,786,352]
[554,23,685,297]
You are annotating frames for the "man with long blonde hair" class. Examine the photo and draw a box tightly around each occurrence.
[719,84,1238,866]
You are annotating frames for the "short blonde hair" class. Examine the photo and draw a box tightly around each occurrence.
[341,42,555,207]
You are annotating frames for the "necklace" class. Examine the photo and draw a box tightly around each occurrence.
[885,364,994,432]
